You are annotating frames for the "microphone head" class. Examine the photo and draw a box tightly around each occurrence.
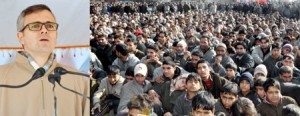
[32,67,46,80]
[48,73,61,84]
[54,67,68,75]
[48,74,56,85]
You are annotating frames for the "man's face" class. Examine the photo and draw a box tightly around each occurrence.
[126,41,136,52]
[239,80,251,93]
[192,108,214,116]
[236,45,246,55]
[255,86,266,99]
[107,74,120,85]
[280,73,293,82]
[191,56,201,67]
[271,48,281,57]
[135,74,146,85]
[18,10,57,55]
[237,34,246,41]
[200,38,209,50]
[127,108,142,116]
[220,93,238,109]
[260,39,269,49]
[146,49,156,58]
[282,58,294,67]
[266,86,281,105]
[158,33,166,44]
[216,46,226,56]
[226,68,236,78]
[162,64,176,78]
[186,79,202,92]
[176,45,185,54]
[197,63,211,80]
[98,37,107,46]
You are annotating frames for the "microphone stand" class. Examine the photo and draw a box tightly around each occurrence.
[52,83,58,116]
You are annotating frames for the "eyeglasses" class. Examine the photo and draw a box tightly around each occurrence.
[20,22,59,32]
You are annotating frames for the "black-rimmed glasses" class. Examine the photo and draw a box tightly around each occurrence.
[20,22,59,32]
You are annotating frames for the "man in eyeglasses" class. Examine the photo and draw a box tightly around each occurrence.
[0,4,89,116]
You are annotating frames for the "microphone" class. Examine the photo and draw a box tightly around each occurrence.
[48,74,58,116]
[49,73,90,100]
[0,67,46,88]
[54,67,89,77]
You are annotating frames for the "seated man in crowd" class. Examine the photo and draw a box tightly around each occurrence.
[196,59,230,98]
[238,72,261,106]
[112,43,140,77]
[184,51,203,73]
[224,62,240,84]
[254,77,267,100]
[191,91,216,116]
[91,65,125,115]
[271,54,300,78]
[118,63,152,113]
[257,78,298,116]
[215,83,240,116]
[275,66,300,84]
[231,42,255,73]
[173,73,204,116]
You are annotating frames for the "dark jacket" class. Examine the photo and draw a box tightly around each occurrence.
[238,90,261,106]
[263,55,282,77]
[202,72,230,98]
[172,91,193,116]
[215,99,240,116]
[184,61,197,73]
[156,81,185,113]
[281,82,300,105]
[95,44,113,72]
[231,53,255,73]
[257,96,297,116]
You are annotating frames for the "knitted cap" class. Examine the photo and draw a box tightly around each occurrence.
[254,64,268,77]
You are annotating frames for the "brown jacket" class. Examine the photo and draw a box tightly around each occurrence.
[0,53,89,116]
[257,96,297,116]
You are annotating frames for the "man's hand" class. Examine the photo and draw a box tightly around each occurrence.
[91,103,101,115]
[155,76,164,83]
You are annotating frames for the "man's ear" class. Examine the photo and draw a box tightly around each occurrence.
[17,32,24,45]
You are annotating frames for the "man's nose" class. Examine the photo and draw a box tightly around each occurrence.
[40,25,48,34]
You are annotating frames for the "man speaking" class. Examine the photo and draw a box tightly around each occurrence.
[0,4,89,116]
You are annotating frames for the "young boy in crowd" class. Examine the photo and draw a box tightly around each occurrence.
[191,91,216,116]
[173,73,204,116]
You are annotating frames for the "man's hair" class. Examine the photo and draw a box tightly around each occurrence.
[116,43,129,56]
[17,4,55,32]
[192,91,215,111]
[107,65,120,75]
[147,44,159,52]
[162,59,176,67]
[271,43,281,50]
[279,66,293,75]
[282,104,300,116]
[127,94,153,115]
[237,97,258,116]
[191,51,203,58]
[254,77,267,87]
[186,73,202,85]
[225,62,238,71]
[235,41,247,50]
[263,78,281,92]
[196,59,210,68]
[125,66,135,77]
[221,83,239,96]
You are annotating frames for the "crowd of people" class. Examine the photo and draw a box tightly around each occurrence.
[90,1,300,116]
